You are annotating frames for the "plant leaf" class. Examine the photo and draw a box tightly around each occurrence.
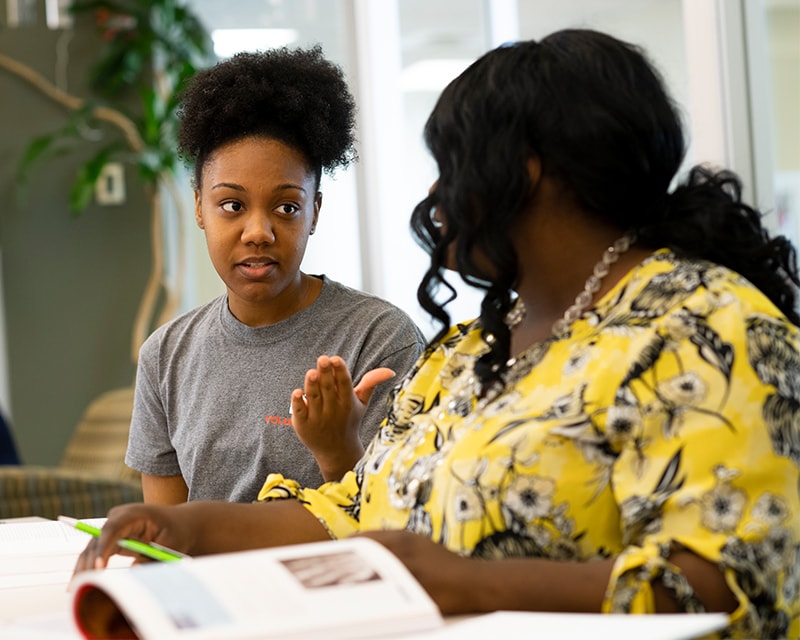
[68,145,124,215]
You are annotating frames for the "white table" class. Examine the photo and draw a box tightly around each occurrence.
[0,519,729,640]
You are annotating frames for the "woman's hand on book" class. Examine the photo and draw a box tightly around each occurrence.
[72,504,192,573]
[73,501,333,577]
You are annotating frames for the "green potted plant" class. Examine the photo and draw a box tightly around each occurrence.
[11,0,213,360]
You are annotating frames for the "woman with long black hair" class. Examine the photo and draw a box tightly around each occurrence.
[78,30,799,638]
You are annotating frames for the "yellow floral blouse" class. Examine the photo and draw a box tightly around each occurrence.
[259,250,800,638]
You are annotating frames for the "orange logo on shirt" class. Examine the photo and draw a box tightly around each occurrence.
[265,415,293,426]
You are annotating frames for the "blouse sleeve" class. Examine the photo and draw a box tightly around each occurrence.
[602,298,800,639]
[257,468,365,539]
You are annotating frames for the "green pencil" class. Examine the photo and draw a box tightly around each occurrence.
[58,515,187,563]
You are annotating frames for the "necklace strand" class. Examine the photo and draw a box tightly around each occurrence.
[505,231,636,339]
[387,232,637,507]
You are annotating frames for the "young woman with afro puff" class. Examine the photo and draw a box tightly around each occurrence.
[124,46,425,505]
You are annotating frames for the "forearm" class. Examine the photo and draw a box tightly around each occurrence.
[78,499,334,572]
[441,553,735,616]
[367,531,736,617]
[172,500,333,556]
[450,556,614,615]
[361,531,613,616]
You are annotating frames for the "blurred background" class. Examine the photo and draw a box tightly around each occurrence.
[0,0,797,465]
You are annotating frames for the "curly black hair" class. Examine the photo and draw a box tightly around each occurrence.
[410,28,800,391]
[176,45,357,188]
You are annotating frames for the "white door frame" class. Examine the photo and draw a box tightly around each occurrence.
[681,0,778,230]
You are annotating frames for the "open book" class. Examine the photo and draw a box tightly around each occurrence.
[0,518,132,590]
[69,537,444,639]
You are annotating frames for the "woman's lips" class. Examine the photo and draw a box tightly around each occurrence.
[237,259,277,279]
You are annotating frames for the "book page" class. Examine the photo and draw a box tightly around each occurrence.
[0,519,103,555]
[72,537,444,640]
[0,519,132,589]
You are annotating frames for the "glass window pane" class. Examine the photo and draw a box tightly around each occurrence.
[765,0,800,249]
[394,0,692,335]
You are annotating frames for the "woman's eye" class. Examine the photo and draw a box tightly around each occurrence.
[221,201,242,213]
[276,203,299,216]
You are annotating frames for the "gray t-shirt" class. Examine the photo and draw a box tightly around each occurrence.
[125,276,426,502]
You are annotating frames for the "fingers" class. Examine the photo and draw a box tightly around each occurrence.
[290,388,308,421]
[73,527,122,575]
[293,355,388,424]
[325,356,353,392]
[303,356,351,408]
[316,356,339,400]
[73,538,102,575]
[302,367,323,417]
[72,504,168,577]
[353,367,395,405]
[291,357,340,433]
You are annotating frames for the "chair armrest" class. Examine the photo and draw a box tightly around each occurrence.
[0,466,143,520]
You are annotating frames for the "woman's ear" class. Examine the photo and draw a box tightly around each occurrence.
[194,190,204,229]
[310,191,322,235]
[527,156,543,191]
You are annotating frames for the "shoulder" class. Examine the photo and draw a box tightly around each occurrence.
[611,250,799,392]
[138,296,225,355]
[405,319,483,380]
[316,277,424,333]
[318,277,398,309]
[612,250,793,328]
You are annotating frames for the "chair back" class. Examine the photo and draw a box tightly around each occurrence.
[59,386,139,482]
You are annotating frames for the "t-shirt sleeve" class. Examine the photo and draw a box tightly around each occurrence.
[350,306,426,447]
[124,335,181,476]
[602,300,800,638]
